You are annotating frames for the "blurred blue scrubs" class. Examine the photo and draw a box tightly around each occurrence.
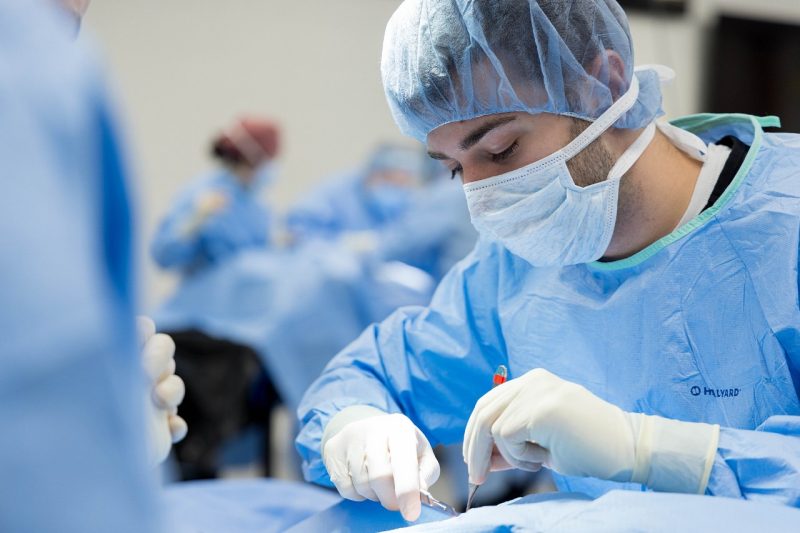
[287,168,475,280]
[298,115,800,506]
[286,144,433,241]
[151,170,271,273]
[375,178,477,280]
[286,170,408,241]
[155,181,475,410]
[155,244,434,410]
[0,1,160,532]
[164,479,340,533]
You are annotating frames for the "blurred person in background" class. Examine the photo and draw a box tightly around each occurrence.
[286,143,476,281]
[286,143,428,242]
[150,119,278,480]
[1,1,184,532]
[151,117,280,275]
[154,144,476,481]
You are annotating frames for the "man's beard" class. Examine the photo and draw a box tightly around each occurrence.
[566,118,616,187]
[566,119,643,248]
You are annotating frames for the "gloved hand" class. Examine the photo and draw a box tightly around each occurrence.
[339,230,379,255]
[464,368,719,494]
[138,317,188,464]
[195,190,228,219]
[180,191,229,237]
[322,406,440,522]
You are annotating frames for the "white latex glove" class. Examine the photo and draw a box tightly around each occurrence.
[180,191,228,237]
[138,317,188,464]
[464,368,719,494]
[322,406,440,522]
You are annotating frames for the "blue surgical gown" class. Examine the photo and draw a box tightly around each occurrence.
[151,170,271,272]
[0,2,160,531]
[298,114,800,506]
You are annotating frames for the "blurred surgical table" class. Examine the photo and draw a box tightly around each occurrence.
[164,479,800,532]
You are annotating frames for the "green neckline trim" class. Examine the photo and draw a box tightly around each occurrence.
[588,114,774,272]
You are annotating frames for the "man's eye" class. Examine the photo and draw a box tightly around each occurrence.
[491,142,519,163]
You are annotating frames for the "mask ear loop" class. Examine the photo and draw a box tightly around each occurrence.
[606,122,657,182]
[561,75,641,161]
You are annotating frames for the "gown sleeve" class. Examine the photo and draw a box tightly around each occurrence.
[707,416,800,506]
[296,238,510,486]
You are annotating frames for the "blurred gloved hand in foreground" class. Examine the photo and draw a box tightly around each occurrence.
[138,316,188,464]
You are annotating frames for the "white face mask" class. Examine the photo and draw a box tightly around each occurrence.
[249,160,279,190]
[463,72,658,267]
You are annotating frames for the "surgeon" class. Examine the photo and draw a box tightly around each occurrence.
[151,117,280,273]
[297,0,800,522]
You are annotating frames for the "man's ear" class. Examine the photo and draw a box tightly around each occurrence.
[587,50,628,101]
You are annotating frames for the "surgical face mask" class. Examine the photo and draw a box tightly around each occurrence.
[463,72,658,267]
[366,183,413,221]
[252,161,278,190]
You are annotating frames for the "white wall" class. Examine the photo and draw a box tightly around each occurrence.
[83,0,800,309]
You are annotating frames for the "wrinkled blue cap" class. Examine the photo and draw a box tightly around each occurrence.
[381,0,664,143]
[366,143,446,183]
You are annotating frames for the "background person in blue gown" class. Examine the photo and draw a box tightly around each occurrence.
[286,143,476,280]
[155,142,476,481]
[286,144,432,243]
[151,116,281,274]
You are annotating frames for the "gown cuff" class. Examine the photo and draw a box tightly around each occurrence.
[631,414,720,494]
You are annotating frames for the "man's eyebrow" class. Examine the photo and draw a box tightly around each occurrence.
[426,116,517,160]
[459,116,517,151]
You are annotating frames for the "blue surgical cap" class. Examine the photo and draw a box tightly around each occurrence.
[366,143,446,183]
[381,0,665,142]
